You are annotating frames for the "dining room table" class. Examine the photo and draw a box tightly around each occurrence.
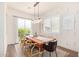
[25,35,55,52]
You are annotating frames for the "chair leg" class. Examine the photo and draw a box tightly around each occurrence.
[42,52,44,57]
[49,52,51,57]
[55,50,58,57]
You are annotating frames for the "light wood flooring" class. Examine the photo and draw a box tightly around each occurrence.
[6,44,78,57]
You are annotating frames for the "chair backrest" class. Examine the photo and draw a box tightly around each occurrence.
[48,40,57,50]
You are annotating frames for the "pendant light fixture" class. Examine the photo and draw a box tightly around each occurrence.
[32,2,42,24]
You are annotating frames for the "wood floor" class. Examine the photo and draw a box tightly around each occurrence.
[6,44,78,57]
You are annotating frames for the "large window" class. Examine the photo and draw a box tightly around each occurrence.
[43,16,60,34]
[18,18,32,40]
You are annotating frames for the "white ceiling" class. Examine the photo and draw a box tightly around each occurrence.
[7,2,79,16]
[7,2,59,16]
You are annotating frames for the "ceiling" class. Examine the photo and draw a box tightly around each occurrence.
[7,2,79,16]
[7,2,59,16]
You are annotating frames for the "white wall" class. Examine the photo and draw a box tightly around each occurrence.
[6,7,33,44]
[0,3,6,56]
[41,3,79,53]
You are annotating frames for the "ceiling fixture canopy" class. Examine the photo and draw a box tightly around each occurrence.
[33,2,40,7]
[32,2,42,24]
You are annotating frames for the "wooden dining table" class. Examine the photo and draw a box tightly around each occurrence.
[26,35,55,50]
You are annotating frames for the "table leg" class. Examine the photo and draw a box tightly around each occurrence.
[39,47,41,56]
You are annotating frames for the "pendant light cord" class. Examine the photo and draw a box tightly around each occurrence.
[38,3,39,19]
[34,6,35,20]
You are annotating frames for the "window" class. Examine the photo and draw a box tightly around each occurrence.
[52,16,60,33]
[18,18,32,29]
[43,18,51,33]
[43,16,60,34]
[18,18,32,35]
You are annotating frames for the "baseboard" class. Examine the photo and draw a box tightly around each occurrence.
[8,43,19,46]
[58,46,78,57]
[58,46,78,53]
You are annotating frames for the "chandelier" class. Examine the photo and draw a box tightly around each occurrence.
[32,2,42,24]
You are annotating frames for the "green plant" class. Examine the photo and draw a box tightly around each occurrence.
[18,27,31,40]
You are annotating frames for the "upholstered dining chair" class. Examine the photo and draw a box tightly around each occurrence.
[43,40,57,57]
